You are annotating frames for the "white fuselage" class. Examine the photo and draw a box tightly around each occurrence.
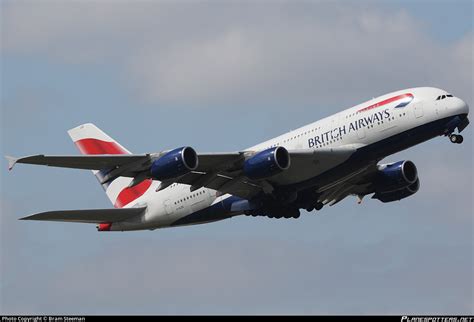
[110,87,469,231]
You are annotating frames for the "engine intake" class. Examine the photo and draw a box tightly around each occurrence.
[244,146,290,180]
[150,146,198,180]
[375,160,418,193]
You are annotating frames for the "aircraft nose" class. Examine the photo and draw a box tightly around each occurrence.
[453,97,469,115]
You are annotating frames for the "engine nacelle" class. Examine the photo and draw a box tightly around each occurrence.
[375,160,418,193]
[150,146,198,180]
[243,146,290,180]
[373,178,420,203]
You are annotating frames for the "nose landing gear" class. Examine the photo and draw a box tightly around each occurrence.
[449,134,464,144]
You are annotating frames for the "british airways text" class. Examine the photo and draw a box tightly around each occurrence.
[308,109,391,148]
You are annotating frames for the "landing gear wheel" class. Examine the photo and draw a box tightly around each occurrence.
[450,134,463,144]
[315,202,324,211]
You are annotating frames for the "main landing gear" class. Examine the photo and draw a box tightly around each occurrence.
[305,202,324,212]
[314,202,324,211]
[449,134,464,144]
[244,207,301,219]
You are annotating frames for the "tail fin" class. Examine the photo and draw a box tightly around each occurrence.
[67,123,131,155]
[68,123,152,208]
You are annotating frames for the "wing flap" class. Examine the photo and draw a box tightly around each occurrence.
[174,146,362,198]
[20,207,146,223]
[266,145,362,185]
[195,152,243,172]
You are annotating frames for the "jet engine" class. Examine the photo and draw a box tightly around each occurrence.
[150,146,198,180]
[375,160,418,193]
[243,146,290,179]
[373,178,420,203]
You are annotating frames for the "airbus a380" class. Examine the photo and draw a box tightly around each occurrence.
[7,87,469,231]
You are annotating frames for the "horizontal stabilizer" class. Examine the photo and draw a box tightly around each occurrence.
[20,207,146,224]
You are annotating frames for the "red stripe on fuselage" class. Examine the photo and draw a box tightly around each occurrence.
[357,93,413,113]
[75,138,128,155]
[74,138,151,208]
[114,179,153,208]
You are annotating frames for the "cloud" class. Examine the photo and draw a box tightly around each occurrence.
[1,228,472,314]
[1,1,472,315]
[2,2,472,108]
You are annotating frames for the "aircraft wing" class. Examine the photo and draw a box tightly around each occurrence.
[312,163,379,207]
[20,207,146,223]
[7,145,360,200]
[6,154,151,172]
[173,145,360,199]
[6,152,244,172]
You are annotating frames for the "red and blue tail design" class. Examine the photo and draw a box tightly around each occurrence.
[68,123,152,208]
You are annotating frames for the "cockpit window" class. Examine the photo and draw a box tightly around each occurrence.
[436,94,453,101]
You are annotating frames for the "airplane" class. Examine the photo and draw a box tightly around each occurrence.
[6,87,470,231]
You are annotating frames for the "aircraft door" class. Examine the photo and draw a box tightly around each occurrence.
[435,100,447,116]
[413,102,424,118]
[357,125,366,139]
[163,199,174,215]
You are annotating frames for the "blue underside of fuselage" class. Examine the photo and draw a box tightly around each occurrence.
[171,114,467,227]
[170,195,242,227]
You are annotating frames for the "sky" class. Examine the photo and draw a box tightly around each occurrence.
[1,0,472,315]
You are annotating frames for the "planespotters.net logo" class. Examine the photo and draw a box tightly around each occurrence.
[402,317,473,322]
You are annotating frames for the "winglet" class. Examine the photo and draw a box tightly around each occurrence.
[5,156,19,171]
